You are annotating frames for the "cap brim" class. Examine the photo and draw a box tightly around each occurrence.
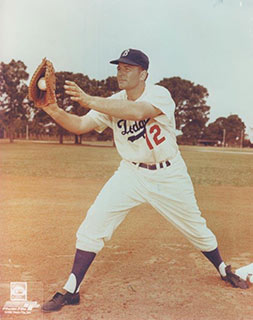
[110,57,140,67]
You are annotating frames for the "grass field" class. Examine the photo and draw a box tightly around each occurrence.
[0,141,253,320]
[1,142,252,185]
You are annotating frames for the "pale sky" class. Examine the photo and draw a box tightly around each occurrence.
[1,0,253,133]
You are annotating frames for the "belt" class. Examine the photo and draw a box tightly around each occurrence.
[132,160,171,170]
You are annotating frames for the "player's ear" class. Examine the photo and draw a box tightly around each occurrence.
[140,70,148,81]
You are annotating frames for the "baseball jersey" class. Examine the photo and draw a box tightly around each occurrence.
[87,84,179,163]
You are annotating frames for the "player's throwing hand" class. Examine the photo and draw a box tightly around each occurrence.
[64,80,91,107]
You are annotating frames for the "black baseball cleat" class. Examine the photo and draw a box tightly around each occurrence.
[221,265,249,289]
[41,291,80,312]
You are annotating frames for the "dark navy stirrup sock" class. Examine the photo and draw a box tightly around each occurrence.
[64,249,96,294]
[201,247,223,271]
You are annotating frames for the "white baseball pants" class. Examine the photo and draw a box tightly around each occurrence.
[76,152,217,253]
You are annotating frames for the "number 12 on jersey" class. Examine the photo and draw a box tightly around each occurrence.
[145,124,166,150]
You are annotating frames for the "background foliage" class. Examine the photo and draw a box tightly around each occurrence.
[0,59,249,146]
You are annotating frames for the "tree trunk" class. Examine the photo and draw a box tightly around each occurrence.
[59,133,63,144]
[74,134,79,144]
[74,134,82,144]
[8,126,14,143]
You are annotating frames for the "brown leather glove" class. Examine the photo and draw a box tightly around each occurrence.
[28,58,57,107]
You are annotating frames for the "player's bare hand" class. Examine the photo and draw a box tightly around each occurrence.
[64,80,91,107]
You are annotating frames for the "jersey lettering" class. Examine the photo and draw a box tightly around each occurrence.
[117,119,150,142]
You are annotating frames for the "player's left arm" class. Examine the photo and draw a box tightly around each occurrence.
[64,81,161,121]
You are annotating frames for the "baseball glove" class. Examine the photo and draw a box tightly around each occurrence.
[28,58,57,107]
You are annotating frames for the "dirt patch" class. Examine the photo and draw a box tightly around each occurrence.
[0,174,253,320]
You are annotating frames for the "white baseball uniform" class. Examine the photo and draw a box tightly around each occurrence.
[75,84,218,254]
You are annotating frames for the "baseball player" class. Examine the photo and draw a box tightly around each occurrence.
[40,49,248,312]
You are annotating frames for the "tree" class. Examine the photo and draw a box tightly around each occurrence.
[0,60,29,142]
[156,77,210,144]
[204,115,245,146]
[104,76,119,96]
[224,115,245,146]
[203,117,226,143]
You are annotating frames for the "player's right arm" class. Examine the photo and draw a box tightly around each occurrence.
[42,103,98,135]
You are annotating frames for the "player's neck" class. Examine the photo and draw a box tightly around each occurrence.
[126,83,145,101]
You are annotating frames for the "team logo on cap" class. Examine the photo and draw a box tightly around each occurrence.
[122,49,130,57]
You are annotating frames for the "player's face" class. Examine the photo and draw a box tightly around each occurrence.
[117,63,143,90]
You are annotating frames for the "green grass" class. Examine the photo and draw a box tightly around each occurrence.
[0,141,120,179]
[0,142,252,186]
[181,146,253,186]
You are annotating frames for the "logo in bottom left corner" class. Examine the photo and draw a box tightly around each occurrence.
[2,282,40,315]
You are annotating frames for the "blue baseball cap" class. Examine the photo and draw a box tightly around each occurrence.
[110,49,149,70]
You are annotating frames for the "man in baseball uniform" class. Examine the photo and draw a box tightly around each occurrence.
[41,49,248,312]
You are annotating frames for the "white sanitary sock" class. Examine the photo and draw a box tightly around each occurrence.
[218,262,227,277]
